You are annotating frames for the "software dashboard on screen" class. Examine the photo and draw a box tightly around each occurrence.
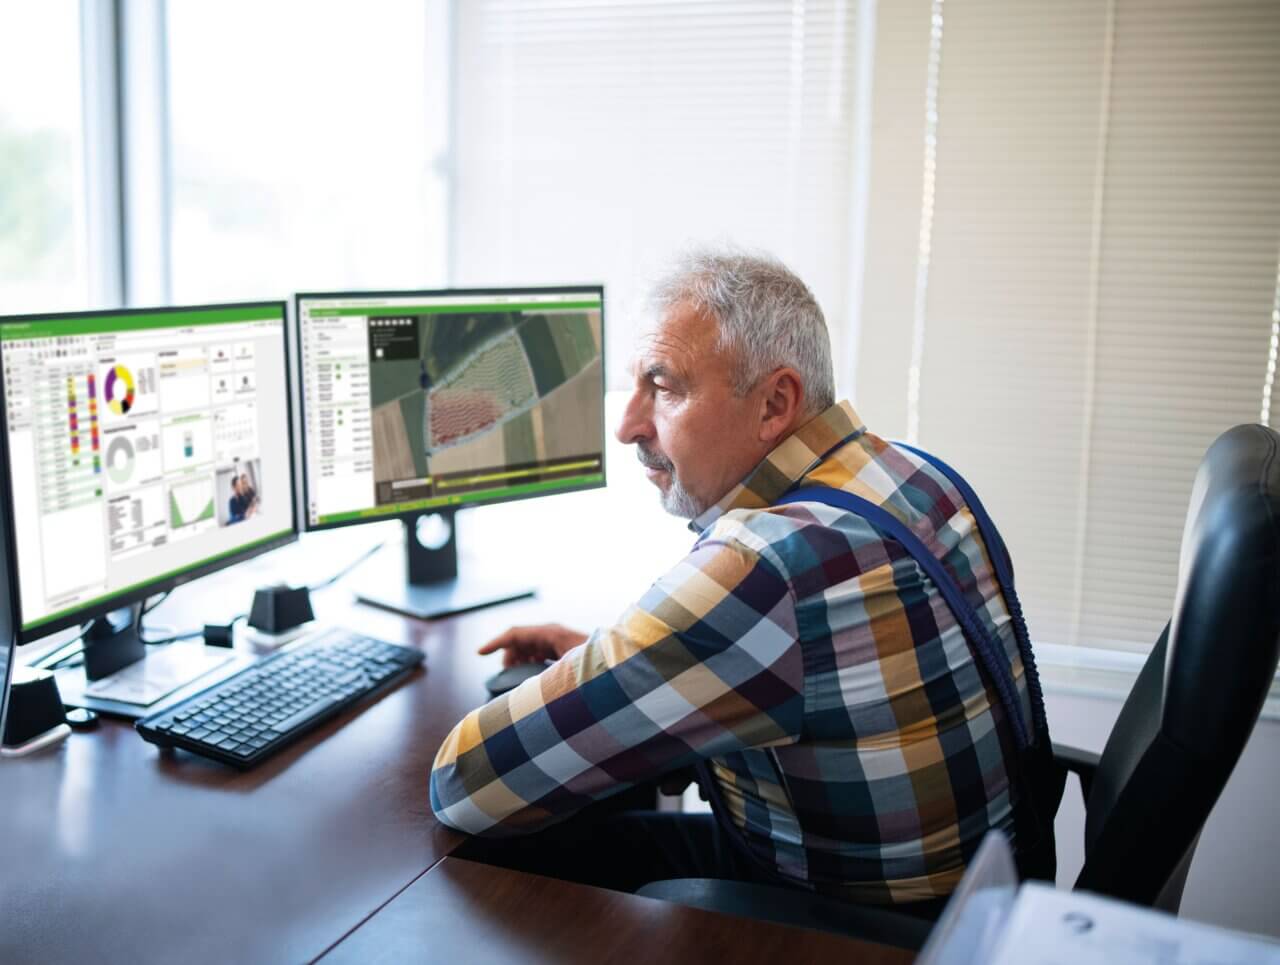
[0,305,294,634]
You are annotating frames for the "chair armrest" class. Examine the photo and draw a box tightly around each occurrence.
[1053,742,1101,802]
[635,878,933,951]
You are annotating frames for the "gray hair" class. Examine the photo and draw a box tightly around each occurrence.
[648,247,835,414]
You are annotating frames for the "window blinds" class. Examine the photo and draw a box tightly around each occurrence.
[455,0,1278,653]
[1078,0,1280,649]
[453,0,860,386]
[858,0,1280,651]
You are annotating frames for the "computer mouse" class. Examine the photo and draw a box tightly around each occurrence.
[484,661,551,697]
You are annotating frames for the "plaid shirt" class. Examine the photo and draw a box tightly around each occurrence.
[431,401,1033,904]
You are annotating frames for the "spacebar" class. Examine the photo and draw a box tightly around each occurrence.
[271,695,343,734]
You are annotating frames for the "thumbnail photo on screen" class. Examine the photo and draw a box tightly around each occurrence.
[216,457,262,526]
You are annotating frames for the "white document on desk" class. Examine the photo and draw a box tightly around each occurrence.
[989,883,1280,965]
[83,642,234,707]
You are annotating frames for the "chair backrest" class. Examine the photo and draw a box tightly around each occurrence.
[1076,423,1280,911]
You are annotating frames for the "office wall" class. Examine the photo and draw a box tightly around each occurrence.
[1047,690,1280,939]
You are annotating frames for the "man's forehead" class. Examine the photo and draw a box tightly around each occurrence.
[630,302,722,376]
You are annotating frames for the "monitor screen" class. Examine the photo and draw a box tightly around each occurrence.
[0,303,296,641]
[296,287,605,529]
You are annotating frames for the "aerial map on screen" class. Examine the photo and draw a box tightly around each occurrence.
[368,307,602,483]
[298,290,605,527]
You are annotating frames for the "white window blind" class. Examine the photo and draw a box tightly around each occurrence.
[855,0,932,435]
[1078,0,1280,649]
[857,0,1280,652]
[453,0,860,386]
[916,0,1111,646]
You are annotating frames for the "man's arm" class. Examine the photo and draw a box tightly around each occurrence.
[429,534,802,837]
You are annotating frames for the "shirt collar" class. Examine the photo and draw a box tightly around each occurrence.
[690,400,867,532]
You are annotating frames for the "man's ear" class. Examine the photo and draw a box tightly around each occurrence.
[758,367,805,445]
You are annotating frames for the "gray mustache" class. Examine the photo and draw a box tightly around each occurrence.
[636,448,673,472]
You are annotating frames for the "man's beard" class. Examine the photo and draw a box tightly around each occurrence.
[636,446,703,519]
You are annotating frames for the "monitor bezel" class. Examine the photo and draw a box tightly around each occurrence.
[293,285,607,534]
[0,300,300,645]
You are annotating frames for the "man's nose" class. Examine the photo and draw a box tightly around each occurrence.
[615,389,652,445]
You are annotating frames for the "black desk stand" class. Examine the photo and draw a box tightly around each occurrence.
[356,511,534,621]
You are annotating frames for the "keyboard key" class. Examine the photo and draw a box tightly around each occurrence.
[270,695,342,734]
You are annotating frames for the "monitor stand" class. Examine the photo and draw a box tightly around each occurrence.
[54,604,245,720]
[81,603,147,682]
[355,511,534,621]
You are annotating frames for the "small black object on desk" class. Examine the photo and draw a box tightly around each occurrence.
[203,623,236,648]
[249,584,315,635]
[484,661,551,697]
[2,666,71,754]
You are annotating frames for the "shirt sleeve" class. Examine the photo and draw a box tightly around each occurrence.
[429,532,803,837]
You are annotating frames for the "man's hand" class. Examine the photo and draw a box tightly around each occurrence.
[478,624,589,668]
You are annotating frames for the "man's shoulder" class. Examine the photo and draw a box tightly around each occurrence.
[701,502,886,575]
[712,499,886,536]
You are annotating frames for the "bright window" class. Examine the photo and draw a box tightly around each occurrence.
[453,0,862,386]
[0,1,89,314]
[165,1,449,303]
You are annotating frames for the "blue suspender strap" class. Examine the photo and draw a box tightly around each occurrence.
[776,485,1034,751]
[894,444,1014,580]
[892,443,1048,742]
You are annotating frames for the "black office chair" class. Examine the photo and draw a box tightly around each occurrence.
[639,423,1280,948]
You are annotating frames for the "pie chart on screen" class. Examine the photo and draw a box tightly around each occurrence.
[106,434,135,483]
[104,365,136,416]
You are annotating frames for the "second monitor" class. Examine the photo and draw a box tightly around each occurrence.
[295,287,605,618]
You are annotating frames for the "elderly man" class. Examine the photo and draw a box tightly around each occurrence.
[430,249,1056,913]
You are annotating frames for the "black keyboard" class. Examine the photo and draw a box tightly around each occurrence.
[136,628,423,768]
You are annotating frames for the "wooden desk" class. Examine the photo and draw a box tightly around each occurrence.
[0,547,916,964]
[0,580,516,965]
[321,857,916,965]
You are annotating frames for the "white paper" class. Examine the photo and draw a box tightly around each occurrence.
[84,641,234,706]
[918,831,1021,965]
[990,883,1280,965]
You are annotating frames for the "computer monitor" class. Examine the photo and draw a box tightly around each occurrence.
[0,302,297,703]
[295,286,605,618]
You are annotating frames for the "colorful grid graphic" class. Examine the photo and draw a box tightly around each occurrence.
[67,376,78,456]
[88,372,100,473]
[65,373,101,473]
